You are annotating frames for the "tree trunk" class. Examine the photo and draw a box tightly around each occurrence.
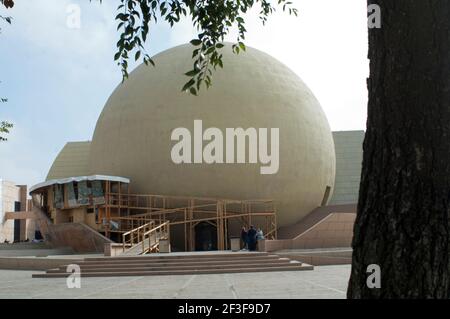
[348,1,450,298]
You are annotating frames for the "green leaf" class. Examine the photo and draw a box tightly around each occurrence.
[206,46,215,55]
[182,79,195,92]
[185,70,200,77]
[190,39,202,46]
[189,87,197,96]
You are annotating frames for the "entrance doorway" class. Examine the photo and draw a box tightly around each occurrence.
[195,222,217,251]
[13,201,21,242]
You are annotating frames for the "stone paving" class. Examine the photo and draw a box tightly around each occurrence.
[0,265,350,299]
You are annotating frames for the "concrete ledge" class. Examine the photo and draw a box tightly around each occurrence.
[263,239,293,252]
[0,242,50,250]
[0,256,83,271]
[274,248,352,266]
[4,211,36,220]
[104,243,132,257]
[0,248,74,257]
[285,255,351,266]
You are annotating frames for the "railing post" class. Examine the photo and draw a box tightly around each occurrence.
[149,230,152,253]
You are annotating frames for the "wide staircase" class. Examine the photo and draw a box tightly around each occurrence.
[32,252,313,278]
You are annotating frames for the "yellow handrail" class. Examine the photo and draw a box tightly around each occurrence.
[143,221,170,237]
[122,221,153,237]
[122,220,171,254]
[141,221,170,254]
[107,192,274,204]
[122,220,155,252]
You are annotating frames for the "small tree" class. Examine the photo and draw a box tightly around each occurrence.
[0,119,13,142]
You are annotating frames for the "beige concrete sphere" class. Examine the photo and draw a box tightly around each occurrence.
[88,43,335,227]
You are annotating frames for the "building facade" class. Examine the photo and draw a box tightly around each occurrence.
[329,131,365,205]
[0,180,35,243]
[22,44,367,252]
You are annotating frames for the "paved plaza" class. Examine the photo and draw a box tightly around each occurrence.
[0,265,350,299]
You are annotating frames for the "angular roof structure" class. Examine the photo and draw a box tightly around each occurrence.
[30,175,130,193]
[46,141,91,181]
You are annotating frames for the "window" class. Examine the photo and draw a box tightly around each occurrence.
[73,182,79,199]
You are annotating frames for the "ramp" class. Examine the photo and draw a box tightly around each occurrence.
[264,204,357,251]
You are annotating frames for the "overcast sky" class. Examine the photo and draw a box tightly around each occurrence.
[0,0,369,187]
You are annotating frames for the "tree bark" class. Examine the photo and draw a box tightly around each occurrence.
[348,1,450,298]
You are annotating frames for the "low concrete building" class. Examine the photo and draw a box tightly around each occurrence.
[0,180,35,243]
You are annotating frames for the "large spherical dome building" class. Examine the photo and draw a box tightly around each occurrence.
[86,43,335,227]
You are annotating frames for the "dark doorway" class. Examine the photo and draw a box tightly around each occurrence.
[321,186,332,206]
[195,222,217,251]
[35,230,43,240]
[109,232,121,243]
[13,201,21,242]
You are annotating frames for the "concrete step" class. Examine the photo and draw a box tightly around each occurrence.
[33,264,313,278]
[67,256,282,267]
[84,252,269,262]
[46,261,301,273]
[57,257,290,269]
[32,251,314,278]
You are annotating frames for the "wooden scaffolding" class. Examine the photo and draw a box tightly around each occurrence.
[102,191,278,251]
[30,178,277,252]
